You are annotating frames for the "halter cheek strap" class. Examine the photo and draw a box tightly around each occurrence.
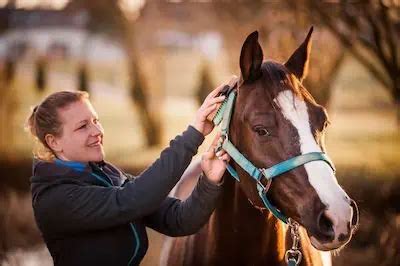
[213,86,336,224]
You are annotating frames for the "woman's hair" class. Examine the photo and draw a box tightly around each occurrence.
[25,90,89,160]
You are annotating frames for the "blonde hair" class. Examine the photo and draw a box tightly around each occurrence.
[25,91,89,160]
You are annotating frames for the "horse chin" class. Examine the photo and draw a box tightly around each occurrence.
[309,236,347,252]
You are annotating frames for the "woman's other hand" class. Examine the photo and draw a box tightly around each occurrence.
[201,132,230,185]
[191,76,236,136]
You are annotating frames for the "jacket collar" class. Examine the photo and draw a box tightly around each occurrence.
[31,158,123,187]
[54,158,89,172]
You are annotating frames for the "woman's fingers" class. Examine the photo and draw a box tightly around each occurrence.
[202,132,221,160]
[219,154,230,162]
[205,83,226,100]
[205,75,238,101]
[208,95,226,105]
[202,95,225,111]
[209,132,221,151]
[202,104,219,119]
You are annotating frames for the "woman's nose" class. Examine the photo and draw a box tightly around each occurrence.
[90,123,103,136]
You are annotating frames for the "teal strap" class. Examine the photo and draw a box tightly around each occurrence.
[220,91,237,134]
[226,164,240,182]
[261,152,335,179]
[257,183,288,223]
[222,140,262,180]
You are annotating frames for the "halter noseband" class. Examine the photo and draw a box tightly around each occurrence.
[213,81,336,224]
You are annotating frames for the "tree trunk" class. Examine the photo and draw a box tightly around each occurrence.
[129,61,161,147]
[394,87,400,129]
[35,57,46,93]
[0,58,17,155]
[78,62,89,93]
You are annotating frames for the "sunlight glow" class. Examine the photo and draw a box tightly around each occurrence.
[0,0,7,8]
[14,0,69,9]
[119,0,146,20]
[0,0,147,11]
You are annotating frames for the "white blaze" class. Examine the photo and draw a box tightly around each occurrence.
[274,90,351,241]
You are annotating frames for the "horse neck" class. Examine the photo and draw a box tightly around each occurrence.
[209,175,325,266]
[210,176,288,265]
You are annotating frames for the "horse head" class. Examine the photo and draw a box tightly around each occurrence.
[227,27,359,251]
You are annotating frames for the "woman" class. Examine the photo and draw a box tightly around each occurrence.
[27,84,230,266]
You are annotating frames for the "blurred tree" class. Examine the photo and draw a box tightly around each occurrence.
[211,0,345,107]
[66,0,161,146]
[77,62,89,93]
[287,0,400,123]
[0,56,18,155]
[34,56,47,93]
[195,61,214,106]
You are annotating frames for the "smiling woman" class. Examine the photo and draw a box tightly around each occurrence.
[26,91,91,161]
[42,96,105,163]
[24,88,232,266]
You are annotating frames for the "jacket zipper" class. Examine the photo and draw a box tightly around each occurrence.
[91,172,141,266]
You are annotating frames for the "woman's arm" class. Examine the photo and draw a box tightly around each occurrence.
[143,133,230,237]
[144,174,223,237]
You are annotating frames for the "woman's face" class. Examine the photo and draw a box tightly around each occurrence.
[52,99,105,163]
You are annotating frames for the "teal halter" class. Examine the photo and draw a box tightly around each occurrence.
[213,84,336,224]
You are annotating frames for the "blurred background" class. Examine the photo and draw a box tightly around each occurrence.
[0,0,399,265]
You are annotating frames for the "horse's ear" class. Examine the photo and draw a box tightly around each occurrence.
[284,26,313,82]
[240,31,263,82]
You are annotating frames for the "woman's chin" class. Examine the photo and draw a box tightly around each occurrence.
[87,148,105,162]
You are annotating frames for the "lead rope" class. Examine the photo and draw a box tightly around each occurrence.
[285,218,302,266]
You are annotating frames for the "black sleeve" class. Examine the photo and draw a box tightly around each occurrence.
[143,174,222,237]
[34,126,204,235]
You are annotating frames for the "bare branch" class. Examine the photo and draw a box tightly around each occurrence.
[306,1,392,90]
[379,0,399,74]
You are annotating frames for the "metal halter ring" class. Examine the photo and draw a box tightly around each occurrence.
[285,250,302,265]
[256,178,272,194]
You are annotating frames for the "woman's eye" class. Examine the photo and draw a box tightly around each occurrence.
[255,127,270,137]
[78,124,87,130]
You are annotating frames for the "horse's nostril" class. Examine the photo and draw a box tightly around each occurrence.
[350,199,359,229]
[317,210,335,241]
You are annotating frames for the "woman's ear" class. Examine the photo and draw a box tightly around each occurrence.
[45,133,62,153]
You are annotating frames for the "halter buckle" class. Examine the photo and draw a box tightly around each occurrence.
[215,132,227,154]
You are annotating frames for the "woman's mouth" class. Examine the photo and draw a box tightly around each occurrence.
[88,139,102,147]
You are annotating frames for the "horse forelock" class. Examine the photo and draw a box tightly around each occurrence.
[259,60,317,109]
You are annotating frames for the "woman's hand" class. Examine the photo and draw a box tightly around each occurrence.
[201,132,230,185]
[191,77,237,136]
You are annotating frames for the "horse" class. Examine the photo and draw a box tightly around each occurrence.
[160,27,359,266]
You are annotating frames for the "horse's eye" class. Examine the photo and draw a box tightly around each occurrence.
[255,127,270,137]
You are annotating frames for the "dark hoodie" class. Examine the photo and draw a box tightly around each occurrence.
[30,126,222,266]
